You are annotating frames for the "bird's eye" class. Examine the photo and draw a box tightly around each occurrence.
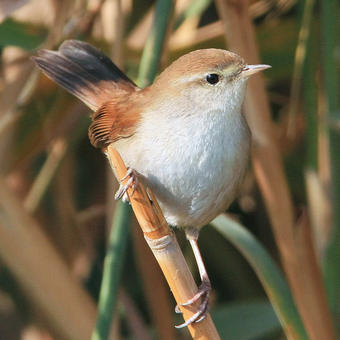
[206,73,220,85]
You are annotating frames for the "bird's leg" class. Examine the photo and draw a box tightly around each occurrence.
[114,167,138,201]
[175,227,211,329]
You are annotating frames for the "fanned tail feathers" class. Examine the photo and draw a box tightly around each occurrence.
[33,40,137,111]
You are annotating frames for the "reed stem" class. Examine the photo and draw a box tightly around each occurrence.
[106,146,220,340]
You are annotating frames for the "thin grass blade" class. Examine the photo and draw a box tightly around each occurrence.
[92,202,132,340]
[320,0,340,330]
[211,214,308,340]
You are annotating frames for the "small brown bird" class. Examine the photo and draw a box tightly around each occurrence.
[33,40,270,327]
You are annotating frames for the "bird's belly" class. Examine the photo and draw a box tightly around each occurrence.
[145,148,247,228]
[115,122,250,229]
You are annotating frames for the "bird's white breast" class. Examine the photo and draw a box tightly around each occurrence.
[115,93,250,229]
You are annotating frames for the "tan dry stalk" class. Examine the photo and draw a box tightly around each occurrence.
[214,1,336,339]
[126,6,154,50]
[119,288,152,340]
[169,20,224,50]
[214,0,296,277]
[305,169,332,258]
[295,212,337,340]
[24,138,67,213]
[0,177,96,340]
[106,145,220,340]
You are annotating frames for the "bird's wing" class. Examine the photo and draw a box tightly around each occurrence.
[88,100,141,148]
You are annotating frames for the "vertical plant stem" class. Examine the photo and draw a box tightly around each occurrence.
[320,0,340,327]
[214,1,337,339]
[137,0,174,88]
[0,177,97,340]
[174,0,211,30]
[294,212,336,339]
[303,1,330,259]
[215,0,296,299]
[286,0,315,138]
[92,202,132,340]
[303,33,318,172]
[298,3,336,338]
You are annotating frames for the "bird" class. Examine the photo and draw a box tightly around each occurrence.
[33,40,270,328]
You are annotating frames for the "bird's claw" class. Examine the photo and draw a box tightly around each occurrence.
[114,168,138,201]
[175,279,211,328]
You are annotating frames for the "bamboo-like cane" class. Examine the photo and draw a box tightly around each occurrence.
[106,145,220,340]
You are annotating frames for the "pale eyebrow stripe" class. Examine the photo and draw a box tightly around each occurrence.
[222,63,242,75]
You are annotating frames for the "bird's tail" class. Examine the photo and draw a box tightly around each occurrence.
[33,40,137,111]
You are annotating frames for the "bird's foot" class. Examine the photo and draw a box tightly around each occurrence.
[115,167,138,201]
[175,278,211,329]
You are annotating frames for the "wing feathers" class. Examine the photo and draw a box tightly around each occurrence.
[88,101,140,148]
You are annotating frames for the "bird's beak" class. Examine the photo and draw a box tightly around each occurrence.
[241,64,271,78]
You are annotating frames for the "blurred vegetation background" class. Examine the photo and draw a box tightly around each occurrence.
[0,0,339,339]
